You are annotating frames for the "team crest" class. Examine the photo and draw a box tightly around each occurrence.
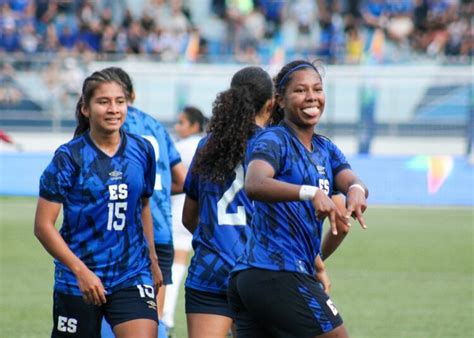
[316,165,326,175]
[108,170,123,180]
[146,300,157,310]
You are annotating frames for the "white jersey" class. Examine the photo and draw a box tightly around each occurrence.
[172,134,202,250]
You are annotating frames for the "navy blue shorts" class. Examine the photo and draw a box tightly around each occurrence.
[228,268,344,338]
[185,287,234,318]
[155,243,174,285]
[51,285,158,337]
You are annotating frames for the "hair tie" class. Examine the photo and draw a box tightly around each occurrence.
[277,64,318,93]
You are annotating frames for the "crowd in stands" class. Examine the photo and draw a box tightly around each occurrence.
[0,0,472,65]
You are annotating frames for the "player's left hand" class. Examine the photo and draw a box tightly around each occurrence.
[314,255,331,293]
[346,186,368,229]
[151,259,163,291]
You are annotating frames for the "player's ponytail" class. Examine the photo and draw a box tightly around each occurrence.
[74,96,89,137]
[192,66,273,183]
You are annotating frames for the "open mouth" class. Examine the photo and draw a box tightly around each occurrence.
[301,107,320,117]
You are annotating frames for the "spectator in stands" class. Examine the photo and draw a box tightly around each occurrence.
[235,6,265,63]
[0,0,471,64]
[0,17,21,52]
[58,24,77,50]
[0,63,23,105]
[257,0,285,38]
[345,23,364,64]
[360,0,387,30]
[20,22,40,54]
[41,23,60,54]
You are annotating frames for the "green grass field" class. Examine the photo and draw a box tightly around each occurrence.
[1,197,472,338]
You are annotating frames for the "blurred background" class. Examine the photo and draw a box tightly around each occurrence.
[0,0,472,205]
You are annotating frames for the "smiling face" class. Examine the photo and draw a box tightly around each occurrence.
[278,68,325,130]
[81,81,127,135]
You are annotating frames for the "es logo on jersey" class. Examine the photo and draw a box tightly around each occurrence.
[109,170,123,180]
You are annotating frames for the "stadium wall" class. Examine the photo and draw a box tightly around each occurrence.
[2,152,472,206]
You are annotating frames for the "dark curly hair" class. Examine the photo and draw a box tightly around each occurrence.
[74,68,129,137]
[268,59,323,126]
[192,66,273,183]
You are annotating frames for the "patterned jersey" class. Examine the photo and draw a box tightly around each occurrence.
[122,106,182,245]
[184,127,263,294]
[39,131,156,296]
[235,123,351,276]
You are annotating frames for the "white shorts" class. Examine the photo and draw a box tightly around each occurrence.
[171,194,193,251]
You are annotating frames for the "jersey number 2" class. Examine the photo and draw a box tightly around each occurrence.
[217,165,246,226]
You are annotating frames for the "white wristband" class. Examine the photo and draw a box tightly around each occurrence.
[299,185,319,200]
[348,184,365,195]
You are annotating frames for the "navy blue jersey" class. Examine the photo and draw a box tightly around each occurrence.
[122,106,182,245]
[235,124,351,276]
[39,131,156,296]
[184,127,263,294]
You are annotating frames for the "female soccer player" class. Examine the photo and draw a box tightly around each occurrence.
[34,68,161,338]
[182,66,274,338]
[103,67,186,338]
[228,60,369,338]
[162,106,208,334]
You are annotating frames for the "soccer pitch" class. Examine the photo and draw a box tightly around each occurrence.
[0,197,472,338]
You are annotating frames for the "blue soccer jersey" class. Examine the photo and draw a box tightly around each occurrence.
[122,106,182,245]
[235,124,351,276]
[39,131,156,296]
[184,127,263,294]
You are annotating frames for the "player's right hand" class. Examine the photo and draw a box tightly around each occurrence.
[312,190,350,235]
[75,267,107,306]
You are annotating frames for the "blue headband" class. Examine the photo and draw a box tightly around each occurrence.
[277,64,318,92]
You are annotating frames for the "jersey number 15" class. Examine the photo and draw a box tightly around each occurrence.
[107,184,128,231]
